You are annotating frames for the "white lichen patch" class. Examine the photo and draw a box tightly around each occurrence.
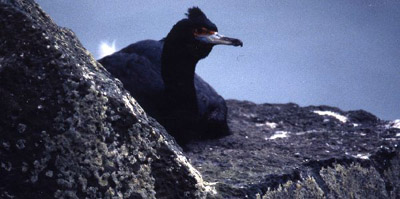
[265,131,289,140]
[386,119,400,130]
[352,153,370,160]
[296,130,321,136]
[313,110,348,123]
[242,113,257,119]
[256,121,278,129]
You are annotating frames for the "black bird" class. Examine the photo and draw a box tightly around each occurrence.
[99,7,242,145]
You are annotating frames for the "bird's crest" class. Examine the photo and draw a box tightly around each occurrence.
[186,7,207,20]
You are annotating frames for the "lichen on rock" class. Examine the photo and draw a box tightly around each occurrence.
[0,0,211,198]
[1,1,400,199]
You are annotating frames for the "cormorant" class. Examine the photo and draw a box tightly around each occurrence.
[99,7,242,145]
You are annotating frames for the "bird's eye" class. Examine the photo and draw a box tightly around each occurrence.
[194,27,211,35]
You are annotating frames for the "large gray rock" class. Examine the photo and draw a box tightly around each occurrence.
[0,1,213,198]
[186,100,400,198]
[1,1,399,199]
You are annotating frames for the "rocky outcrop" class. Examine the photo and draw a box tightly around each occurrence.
[186,100,400,198]
[1,0,399,199]
[0,1,212,198]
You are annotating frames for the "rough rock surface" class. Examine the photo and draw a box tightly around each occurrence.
[0,1,213,198]
[1,1,400,199]
[186,100,400,198]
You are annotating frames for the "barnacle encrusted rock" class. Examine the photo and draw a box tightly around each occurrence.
[0,0,212,198]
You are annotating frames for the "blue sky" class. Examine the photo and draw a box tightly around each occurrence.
[36,0,400,120]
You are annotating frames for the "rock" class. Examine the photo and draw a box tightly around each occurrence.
[185,100,400,198]
[1,1,399,199]
[0,1,213,198]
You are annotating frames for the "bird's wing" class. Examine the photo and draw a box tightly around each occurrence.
[194,74,227,121]
[98,40,164,115]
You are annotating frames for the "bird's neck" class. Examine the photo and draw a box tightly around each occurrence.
[161,46,199,113]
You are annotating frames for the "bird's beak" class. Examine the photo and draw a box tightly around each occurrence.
[196,32,243,47]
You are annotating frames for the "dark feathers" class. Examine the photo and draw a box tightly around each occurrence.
[99,7,232,146]
[99,40,229,145]
[186,7,206,20]
[185,7,218,32]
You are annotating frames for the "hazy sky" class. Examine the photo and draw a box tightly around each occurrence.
[36,0,400,120]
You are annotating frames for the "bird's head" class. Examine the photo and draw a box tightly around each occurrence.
[164,7,243,60]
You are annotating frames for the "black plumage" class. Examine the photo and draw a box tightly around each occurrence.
[99,7,242,145]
